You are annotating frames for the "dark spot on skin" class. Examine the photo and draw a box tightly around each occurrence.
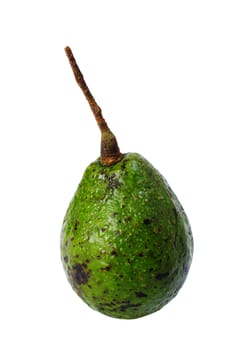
[119,301,142,312]
[172,268,179,280]
[173,232,177,249]
[63,256,69,263]
[173,207,179,220]
[156,272,169,280]
[174,268,178,274]
[100,264,112,272]
[107,174,121,190]
[135,291,148,298]
[121,160,127,170]
[74,219,79,230]
[183,263,190,275]
[143,218,151,225]
[99,301,117,307]
[111,250,118,256]
[71,263,91,285]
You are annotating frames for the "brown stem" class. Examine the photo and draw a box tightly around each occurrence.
[64,46,122,166]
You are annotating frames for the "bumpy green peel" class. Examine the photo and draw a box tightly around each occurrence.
[61,153,193,319]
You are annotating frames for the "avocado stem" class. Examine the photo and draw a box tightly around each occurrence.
[64,46,122,166]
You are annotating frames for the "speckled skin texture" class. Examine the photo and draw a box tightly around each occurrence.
[61,153,193,319]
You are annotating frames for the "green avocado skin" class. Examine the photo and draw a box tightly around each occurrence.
[61,153,193,319]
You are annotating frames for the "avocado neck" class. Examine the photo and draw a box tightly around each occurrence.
[101,130,122,166]
[64,46,122,166]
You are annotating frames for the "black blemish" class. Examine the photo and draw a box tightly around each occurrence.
[173,207,179,220]
[156,272,169,280]
[99,301,117,307]
[183,263,189,275]
[107,174,121,190]
[119,301,142,312]
[74,219,79,230]
[173,232,177,249]
[135,291,148,298]
[71,263,91,285]
[100,264,112,272]
[173,268,179,279]
[63,255,69,263]
[111,250,118,256]
[121,160,127,171]
[143,218,151,225]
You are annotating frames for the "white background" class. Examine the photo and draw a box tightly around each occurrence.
[0,1,232,349]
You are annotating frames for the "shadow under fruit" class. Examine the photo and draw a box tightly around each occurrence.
[60,47,193,319]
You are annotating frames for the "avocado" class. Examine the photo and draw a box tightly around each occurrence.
[60,47,193,319]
